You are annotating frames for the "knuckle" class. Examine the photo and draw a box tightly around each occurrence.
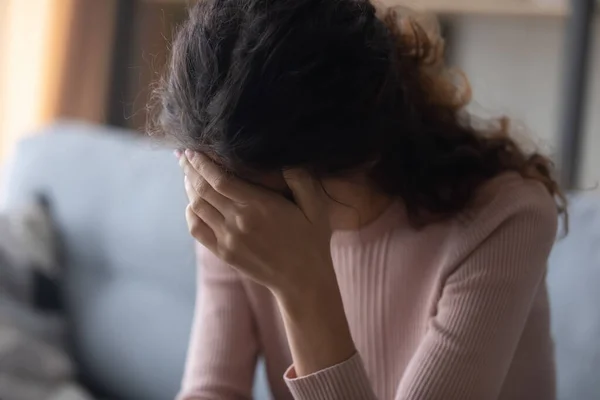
[190,198,205,215]
[222,231,238,249]
[185,204,195,219]
[236,213,255,233]
[193,177,209,196]
[186,207,202,235]
[212,175,230,192]
[189,222,202,238]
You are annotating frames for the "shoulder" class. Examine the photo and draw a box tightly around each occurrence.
[446,172,559,260]
[468,172,557,223]
[470,172,558,227]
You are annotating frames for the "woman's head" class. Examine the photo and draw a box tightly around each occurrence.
[151,0,565,224]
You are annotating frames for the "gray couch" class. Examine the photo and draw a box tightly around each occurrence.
[0,122,598,400]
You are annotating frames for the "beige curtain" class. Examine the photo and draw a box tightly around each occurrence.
[0,0,55,161]
[45,0,118,123]
[0,0,117,162]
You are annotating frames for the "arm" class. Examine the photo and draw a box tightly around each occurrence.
[178,151,557,399]
[283,197,557,400]
[393,199,557,399]
[177,245,259,400]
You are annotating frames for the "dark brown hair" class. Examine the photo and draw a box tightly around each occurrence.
[150,0,566,225]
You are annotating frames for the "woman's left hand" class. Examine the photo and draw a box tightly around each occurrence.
[178,150,336,298]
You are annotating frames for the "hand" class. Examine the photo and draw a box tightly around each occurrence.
[178,150,336,298]
[179,150,356,376]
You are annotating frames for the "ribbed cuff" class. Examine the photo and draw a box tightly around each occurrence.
[284,353,377,400]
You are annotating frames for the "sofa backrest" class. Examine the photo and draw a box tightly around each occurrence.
[547,194,600,400]
[0,122,196,400]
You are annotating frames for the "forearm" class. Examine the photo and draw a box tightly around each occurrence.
[274,275,356,377]
[178,249,258,400]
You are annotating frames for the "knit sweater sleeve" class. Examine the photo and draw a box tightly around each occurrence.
[285,184,558,400]
[177,245,259,400]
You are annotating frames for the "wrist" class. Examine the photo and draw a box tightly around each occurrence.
[273,272,356,377]
[273,265,340,318]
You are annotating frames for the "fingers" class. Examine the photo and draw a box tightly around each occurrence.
[186,205,217,250]
[283,168,326,222]
[180,153,231,212]
[183,175,195,203]
[184,150,262,203]
[185,176,224,228]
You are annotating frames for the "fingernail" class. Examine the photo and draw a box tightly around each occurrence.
[185,149,194,159]
[174,149,182,158]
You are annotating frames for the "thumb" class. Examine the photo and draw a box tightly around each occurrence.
[283,168,326,222]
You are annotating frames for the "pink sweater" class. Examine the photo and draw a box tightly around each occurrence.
[179,173,558,400]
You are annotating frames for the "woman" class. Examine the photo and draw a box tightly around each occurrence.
[153,0,566,398]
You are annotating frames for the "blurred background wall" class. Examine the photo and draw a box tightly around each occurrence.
[452,16,600,187]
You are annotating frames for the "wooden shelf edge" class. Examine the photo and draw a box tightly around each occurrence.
[383,1,569,17]
[141,0,571,18]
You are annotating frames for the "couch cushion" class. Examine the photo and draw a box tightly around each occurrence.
[0,122,198,400]
[548,193,600,400]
